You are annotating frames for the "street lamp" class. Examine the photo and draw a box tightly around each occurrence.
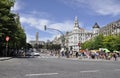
[44,25,65,50]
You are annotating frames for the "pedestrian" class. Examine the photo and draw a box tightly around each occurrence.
[113,53,117,61]
[75,51,79,58]
[70,50,73,58]
[61,51,64,57]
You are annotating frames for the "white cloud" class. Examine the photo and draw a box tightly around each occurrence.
[20,15,75,42]
[20,16,49,31]
[11,0,23,11]
[49,21,73,32]
[14,0,84,42]
[20,15,78,33]
[61,0,120,16]
[30,11,51,18]
[19,11,85,42]
[19,13,86,42]
[89,0,120,16]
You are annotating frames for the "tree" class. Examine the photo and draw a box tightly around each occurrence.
[81,34,104,50]
[0,0,26,56]
[26,43,33,49]
[103,35,115,51]
[112,35,120,51]
[81,34,120,52]
[81,40,93,50]
[93,34,104,49]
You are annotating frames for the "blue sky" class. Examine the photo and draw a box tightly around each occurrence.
[11,0,120,42]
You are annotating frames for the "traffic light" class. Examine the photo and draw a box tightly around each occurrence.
[44,25,47,30]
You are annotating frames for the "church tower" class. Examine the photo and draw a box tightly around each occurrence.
[74,16,80,30]
[92,22,100,36]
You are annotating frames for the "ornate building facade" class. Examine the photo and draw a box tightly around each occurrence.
[99,19,120,36]
[64,17,93,51]
[52,17,120,51]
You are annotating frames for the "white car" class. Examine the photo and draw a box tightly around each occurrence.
[32,52,40,56]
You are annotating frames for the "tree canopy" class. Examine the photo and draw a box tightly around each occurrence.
[0,0,26,56]
[81,34,120,51]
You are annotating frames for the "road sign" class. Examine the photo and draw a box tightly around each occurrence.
[6,36,10,42]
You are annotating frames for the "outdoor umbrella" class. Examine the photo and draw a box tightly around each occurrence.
[113,50,119,53]
[102,48,110,53]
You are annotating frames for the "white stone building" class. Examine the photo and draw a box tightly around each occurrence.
[64,17,93,51]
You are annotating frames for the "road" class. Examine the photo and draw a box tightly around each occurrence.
[0,56,120,78]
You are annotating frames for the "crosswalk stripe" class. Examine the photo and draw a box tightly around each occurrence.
[26,73,58,76]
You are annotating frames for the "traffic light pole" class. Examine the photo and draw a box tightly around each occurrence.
[44,25,64,36]
[44,25,65,50]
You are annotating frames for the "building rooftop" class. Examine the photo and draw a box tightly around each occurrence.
[93,22,100,28]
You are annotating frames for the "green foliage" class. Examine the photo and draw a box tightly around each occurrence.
[26,43,33,49]
[103,35,115,51]
[112,35,120,51]
[93,34,104,49]
[81,34,104,50]
[81,34,120,51]
[45,43,61,50]
[0,0,26,56]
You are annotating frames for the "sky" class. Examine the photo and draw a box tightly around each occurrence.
[11,0,120,42]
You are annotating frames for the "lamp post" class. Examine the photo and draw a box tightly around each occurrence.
[44,25,65,51]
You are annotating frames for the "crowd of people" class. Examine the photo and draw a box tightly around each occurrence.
[49,50,120,61]
[79,50,119,61]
